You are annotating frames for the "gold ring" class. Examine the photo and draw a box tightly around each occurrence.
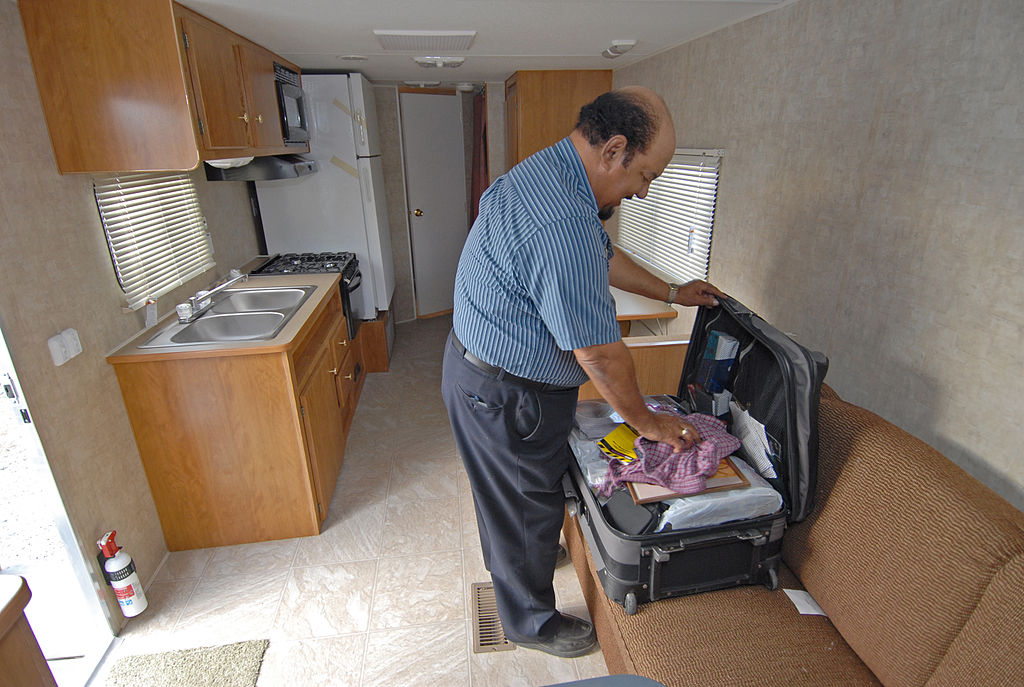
[681,428,690,436]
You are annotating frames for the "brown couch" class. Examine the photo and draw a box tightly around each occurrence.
[564,385,1024,686]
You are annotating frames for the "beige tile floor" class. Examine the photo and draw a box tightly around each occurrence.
[91,315,609,687]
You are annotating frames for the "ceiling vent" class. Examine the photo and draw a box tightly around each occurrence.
[374,30,476,51]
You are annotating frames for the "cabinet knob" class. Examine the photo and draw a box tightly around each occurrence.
[329,367,338,375]
[343,373,354,380]
[338,339,348,346]
[238,112,250,124]
[256,113,264,124]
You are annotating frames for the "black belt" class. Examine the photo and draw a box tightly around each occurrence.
[450,332,575,392]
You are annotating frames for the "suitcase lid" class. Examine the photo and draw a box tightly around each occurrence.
[677,296,828,522]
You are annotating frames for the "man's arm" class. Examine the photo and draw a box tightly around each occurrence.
[608,250,724,307]
[575,340,698,452]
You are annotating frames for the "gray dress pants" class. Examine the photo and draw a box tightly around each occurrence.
[441,333,579,642]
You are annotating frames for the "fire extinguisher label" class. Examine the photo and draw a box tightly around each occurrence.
[108,560,137,582]
[114,584,136,601]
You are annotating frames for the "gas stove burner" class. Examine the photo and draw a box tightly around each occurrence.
[254,252,358,275]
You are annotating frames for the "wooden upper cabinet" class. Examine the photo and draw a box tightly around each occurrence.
[504,70,613,167]
[18,0,304,173]
[19,0,199,173]
[178,9,250,151]
[237,43,286,149]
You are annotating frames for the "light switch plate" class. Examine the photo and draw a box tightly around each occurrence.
[47,328,82,366]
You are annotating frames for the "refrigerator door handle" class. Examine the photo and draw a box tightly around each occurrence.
[354,110,367,147]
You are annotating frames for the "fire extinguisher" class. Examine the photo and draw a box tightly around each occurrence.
[96,530,149,618]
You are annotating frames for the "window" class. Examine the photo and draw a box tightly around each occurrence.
[94,172,215,310]
[617,148,722,284]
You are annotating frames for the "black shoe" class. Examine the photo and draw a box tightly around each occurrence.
[555,544,569,568]
[514,613,597,658]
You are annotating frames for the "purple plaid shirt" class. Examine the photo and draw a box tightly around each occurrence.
[599,413,741,497]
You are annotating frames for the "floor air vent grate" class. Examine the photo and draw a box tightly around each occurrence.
[471,582,514,653]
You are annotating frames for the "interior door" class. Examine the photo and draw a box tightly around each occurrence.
[399,91,469,317]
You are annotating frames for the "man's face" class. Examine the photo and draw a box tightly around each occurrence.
[605,125,676,209]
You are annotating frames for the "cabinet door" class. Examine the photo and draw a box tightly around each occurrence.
[238,43,285,148]
[504,76,520,166]
[298,343,346,523]
[180,12,250,150]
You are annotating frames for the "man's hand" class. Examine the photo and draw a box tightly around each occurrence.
[677,280,725,308]
[636,412,701,453]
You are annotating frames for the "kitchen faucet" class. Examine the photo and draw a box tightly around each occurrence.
[175,269,248,323]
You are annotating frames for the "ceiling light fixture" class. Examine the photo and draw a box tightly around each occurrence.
[413,56,465,68]
[602,39,637,59]
[403,80,442,88]
[337,55,369,61]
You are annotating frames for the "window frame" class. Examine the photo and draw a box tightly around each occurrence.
[616,147,723,285]
[93,172,215,311]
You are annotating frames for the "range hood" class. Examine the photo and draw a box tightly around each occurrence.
[203,154,318,181]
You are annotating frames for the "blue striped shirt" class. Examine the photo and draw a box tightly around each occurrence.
[452,137,620,386]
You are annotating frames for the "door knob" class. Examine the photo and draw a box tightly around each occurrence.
[413,208,423,217]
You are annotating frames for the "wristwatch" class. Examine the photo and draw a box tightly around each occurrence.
[666,282,680,305]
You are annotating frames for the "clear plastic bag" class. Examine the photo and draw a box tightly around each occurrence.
[655,457,782,532]
[569,429,611,490]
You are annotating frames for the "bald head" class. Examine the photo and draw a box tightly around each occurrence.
[575,86,673,164]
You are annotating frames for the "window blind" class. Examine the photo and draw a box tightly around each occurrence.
[94,172,214,310]
[617,149,722,284]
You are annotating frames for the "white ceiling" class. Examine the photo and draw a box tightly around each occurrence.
[178,0,791,85]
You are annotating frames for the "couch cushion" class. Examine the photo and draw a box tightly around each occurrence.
[564,513,880,686]
[783,388,1024,687]
[927,552,1024,686]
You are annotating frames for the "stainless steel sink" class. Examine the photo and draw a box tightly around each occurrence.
[170,312,286,343]
[210,287,314,314]
[137,285,317,348]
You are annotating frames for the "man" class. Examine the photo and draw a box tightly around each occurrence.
[441,87,724,657]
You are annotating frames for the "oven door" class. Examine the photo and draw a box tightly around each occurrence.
[341,270,362,341]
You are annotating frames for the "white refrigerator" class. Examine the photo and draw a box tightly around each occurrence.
[255,73,395,320]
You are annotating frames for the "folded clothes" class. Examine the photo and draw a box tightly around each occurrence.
[599,413,742,497]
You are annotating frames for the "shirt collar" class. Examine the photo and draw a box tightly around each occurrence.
[553,137,598,212]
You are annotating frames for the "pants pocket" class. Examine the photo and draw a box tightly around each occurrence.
[513,390,543,441]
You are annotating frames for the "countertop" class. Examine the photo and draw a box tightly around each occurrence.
[106,273,341,363]
[611,287,678,322]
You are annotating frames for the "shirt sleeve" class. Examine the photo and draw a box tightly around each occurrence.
[516,217,621,351]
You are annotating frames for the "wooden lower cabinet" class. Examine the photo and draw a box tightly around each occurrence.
[298,333,347,525]
[111,292,357,549]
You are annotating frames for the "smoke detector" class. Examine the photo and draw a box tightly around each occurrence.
[602,39,637,59]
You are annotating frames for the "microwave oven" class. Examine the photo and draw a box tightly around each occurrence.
[274,63,310,146]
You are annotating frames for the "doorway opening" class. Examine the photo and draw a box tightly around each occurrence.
[0,324,112,686]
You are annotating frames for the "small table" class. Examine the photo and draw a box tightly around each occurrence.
[612,287,677,337]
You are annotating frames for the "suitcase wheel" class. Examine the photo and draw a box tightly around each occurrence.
[623,591,638,615]
[764,568,779,591]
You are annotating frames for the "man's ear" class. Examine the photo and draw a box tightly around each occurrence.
[599,135,628,168]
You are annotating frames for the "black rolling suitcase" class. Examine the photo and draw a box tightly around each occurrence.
[564,295,828,614]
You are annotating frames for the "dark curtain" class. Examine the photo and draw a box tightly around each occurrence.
[470,87,488,226]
